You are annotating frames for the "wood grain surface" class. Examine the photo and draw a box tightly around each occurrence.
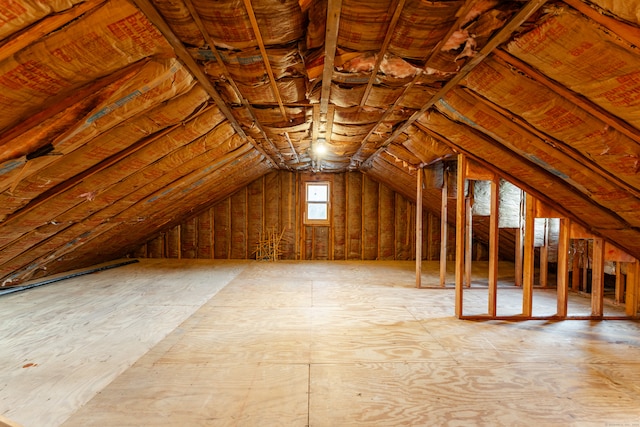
[0,259,638,426]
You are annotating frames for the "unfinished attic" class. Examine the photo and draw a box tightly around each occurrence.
[2,0,640,425]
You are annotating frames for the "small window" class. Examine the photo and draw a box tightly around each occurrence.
[305,182,330,225]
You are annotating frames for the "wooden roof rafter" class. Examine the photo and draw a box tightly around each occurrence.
[241,0,288,121]
[359,0,549,169]
[349,0,479,169]
[461,86,640,200]
[412,119,620,235]
[0,0,108,61]
[320,0,343,115]
[131,0,282,169]
[357,0,407,108]
[182,0,288,169]
[492,50,640,146]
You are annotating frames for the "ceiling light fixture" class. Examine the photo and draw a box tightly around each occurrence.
[314,138,327,156]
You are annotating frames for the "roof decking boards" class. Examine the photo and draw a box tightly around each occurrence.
[1,0,640,285]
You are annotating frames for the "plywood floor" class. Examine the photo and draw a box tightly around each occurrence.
[1,259,639,426]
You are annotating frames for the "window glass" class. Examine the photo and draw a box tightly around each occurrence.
[307,203,327,220]
[307,184,328,202]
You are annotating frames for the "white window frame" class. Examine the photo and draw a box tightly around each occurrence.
[304,181,331,225]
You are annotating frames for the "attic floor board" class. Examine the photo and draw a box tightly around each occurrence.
[0,260,638,426]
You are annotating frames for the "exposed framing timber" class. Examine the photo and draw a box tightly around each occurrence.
[361,0,548,168]
[416,167,423,288]
[350,0,478,168]
[468,66,640,199]
[358,0,407,108]
[0,0,107,61]
[488,176,499,316]
[492,51,640,145]
[439,169,448,287]
[182,0,286,168]
[464,190,472,287]
[562,0,640,47]
[284,132,300,163]
[133,0,285,168]
[0,59,149,161]
[241,0,288,120]
[591,238,605,318]
[522,192,535,316]
[626,261,639,318]
[557,217,570,317]
[320,0,343,114]
[455,153,467,317]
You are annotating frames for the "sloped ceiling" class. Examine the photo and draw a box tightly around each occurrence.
[1,0,640,285]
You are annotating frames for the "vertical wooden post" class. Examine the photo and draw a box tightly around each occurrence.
[591,238,605,318]
[615,262,625,304]
[455,154,467,317]
[556,218,570,318]
[626,261,639,318]
[439,170,448,287]
[464,189,473,288]
[427,212,434,261]
[488,177,499,317]
[571,240,580,291]
[514,190,524,287]
[539,219,549,288]
[522,192,535,317]
[416,168,423,288]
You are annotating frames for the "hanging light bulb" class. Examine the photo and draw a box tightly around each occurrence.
[314,138,327,155]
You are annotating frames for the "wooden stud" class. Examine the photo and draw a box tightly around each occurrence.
[522,193,535,317]
[360,0,548,167]
[591,238,605,318]
[572,240,581,292]
[488,178,499,317]
[557,218,570,318]
[626,261,639,318]
[359,0,407,108]
[515,191,524,286]
[416,168,423,288]
[615,262,625,305]
[455,154,467,317]
[440,171,448,287]
[539,219,549,288]
[427,212,434,261]
[321,0,343,114]
[464,191,472,288]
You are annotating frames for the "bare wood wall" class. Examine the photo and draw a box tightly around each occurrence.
[133,171,455,260]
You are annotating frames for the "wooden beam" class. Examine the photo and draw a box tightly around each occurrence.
[455,153,467,317]
[361,0,548,166]
[539,219,549,288]
[562,0,640,48]
[416,168,423,288]
[465,74,640,199]
[241,0,288,120]
[522,192,535,316]
[488,177,499,316]
[439,169,448,287]
[493,51,640,146]
[591,238,605,318]
[183,0,285,168]
[0,58,149,159]
[284,132,299,163]
[131,0,247,139]
[0,0,107,61]
[626,261,639,318]
[572,240,581,292]
[515,192,524,287]
[557,217,570,317]
[615,262,625,305]
[321,0,342,114]
[359,0,406,108]
[464,190,472,287]
[350,0,478,168]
